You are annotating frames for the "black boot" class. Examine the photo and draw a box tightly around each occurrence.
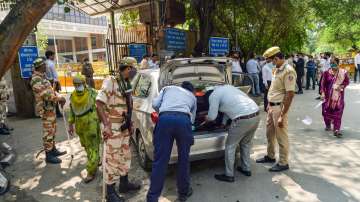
[45,150,62,164]
[107,183,125,202]
[52,146,67,157]
[119,175,141,193]
[0,127,10,135]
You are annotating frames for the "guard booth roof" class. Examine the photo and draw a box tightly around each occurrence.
[72,0,150,16]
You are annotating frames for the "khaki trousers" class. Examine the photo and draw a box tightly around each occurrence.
[266,105,289,165]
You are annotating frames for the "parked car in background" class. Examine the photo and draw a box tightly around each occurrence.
[131,57,253,170]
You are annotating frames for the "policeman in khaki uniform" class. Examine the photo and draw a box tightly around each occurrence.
[30,57,67,164]
[96,58,140,202]
[256,47,296,172]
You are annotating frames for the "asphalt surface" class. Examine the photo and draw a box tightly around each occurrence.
[1,83,360,202]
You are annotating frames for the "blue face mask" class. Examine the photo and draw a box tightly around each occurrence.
[330,64,338,69]
[75,85,85,92]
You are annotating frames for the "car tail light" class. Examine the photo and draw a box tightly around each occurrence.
[151,112,159,124]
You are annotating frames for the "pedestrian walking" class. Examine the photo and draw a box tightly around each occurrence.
[354,50,360,83]
[256,47,296,172]
[306,56,317,90]
[262,58,273,112]
[0,78,11,135]
[81,58,95,88]
[68,75,100,183]
[30,57,67,164]
[246,52,261,96]
[321,58,349,137]
[205,85,259,182]
[147,81,197,202]
[96,58,140,202]
[317,52,332,100]
[293,53,305,94]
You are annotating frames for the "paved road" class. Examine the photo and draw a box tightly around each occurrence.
[1,84,360,202]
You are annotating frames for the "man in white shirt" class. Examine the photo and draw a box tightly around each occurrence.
[246,52,261,96]
[231,53,242,85]
[262,58,273,112]
[354,50,360,83]
[148,54,159,69]
[206,85,259,182]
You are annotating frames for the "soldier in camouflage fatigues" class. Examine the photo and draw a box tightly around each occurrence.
[30,57,67,164]
[0,78,11,135]
[96,57,140,202]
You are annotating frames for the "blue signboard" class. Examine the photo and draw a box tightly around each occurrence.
[165,28,186,51]
[18,46,38,78]
[129,44,147,63]
[209,37,229,56]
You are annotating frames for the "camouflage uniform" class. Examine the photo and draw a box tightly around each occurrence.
[31,71,58,152]
[0,78,9,125]
[96,76,132,184]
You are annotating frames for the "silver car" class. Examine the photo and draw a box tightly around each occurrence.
[131,57,252,170]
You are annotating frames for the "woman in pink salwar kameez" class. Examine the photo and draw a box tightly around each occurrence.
[320,58,349,137]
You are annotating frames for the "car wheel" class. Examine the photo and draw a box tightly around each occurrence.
[0,169,10,195]
[137,134,152,171]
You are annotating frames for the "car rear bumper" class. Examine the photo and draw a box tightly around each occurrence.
[146,131,228,164]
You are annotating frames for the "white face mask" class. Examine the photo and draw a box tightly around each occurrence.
[75,85,84,92]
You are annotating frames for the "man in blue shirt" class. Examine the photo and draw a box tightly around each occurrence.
[306,55,317,90]
[246,52,261,96]
[147,81,197,202]
[206,85,260,182]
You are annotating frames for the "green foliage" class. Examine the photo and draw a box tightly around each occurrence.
[311,0,360,53]
[118,9,140,29]
[35,28,48,54]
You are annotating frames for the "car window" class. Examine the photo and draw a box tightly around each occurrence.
[133,75,152,98]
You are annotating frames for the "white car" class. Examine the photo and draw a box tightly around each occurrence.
[131,57,252,170]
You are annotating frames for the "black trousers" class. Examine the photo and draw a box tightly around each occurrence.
[264,80,271,111]
[354,65,360,82]
[296,73,303,92]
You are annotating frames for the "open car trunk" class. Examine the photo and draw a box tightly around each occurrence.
[193,90,225,134]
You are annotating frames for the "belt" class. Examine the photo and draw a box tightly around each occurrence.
[110,117,125,123]
[160,111,190,118]
[269,102,282,106]
[233,111,259,122]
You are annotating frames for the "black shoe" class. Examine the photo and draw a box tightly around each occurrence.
[214,174,234,183]
[119,175,141,193]
[269,164,289,172]
[107,183,125,202]
[315,96,321,100]
[177,187,193,202]
[52,147,67,157]
[3,124,13,131]
[334,131,343,138]
[0,127,10,135]
[256,155,276,163]
[296,91,303,94]
[45,151,62,164]
[237,167,251,176]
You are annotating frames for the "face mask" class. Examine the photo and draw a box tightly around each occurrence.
[75,85,84,92]
[330,64,338,69]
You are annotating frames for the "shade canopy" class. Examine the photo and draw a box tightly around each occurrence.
[73,0,150,16]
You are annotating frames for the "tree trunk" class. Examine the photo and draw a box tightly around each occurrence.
[0,0,57,78]
[11,60,35,118]
[192,0,216,56]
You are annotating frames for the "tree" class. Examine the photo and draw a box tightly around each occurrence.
[0,0,57,78]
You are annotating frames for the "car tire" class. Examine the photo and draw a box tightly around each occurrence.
[0,169,10,195]
[137,134,152,171]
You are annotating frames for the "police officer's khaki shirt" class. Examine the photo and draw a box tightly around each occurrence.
[268,63,297,103]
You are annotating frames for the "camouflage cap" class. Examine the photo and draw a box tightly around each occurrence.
[32,57,46,69]
[263,46,281,58]
[120,57,137,67]
[72,74,86,85]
